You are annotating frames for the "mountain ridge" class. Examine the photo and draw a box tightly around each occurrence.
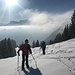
[0,20,29,26]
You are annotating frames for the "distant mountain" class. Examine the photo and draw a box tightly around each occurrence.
[6,21,19,25]
[45,26,65,44]
[19,20,28,25]
[45,20,71,44]
[5,20,29,26]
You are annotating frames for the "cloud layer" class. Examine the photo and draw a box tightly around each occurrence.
[18,9,73,33]
[0,9,74,44]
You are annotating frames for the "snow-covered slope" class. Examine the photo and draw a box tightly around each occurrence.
[0,38,75,75]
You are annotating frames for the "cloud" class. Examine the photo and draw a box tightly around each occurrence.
[18,9,73,33]
[29,12,49,25]
[0,25,47,44]
[0,9,73,44]
[18,9,50,25]
[18,9,36,19]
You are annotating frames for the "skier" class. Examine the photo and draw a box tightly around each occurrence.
[40,41,46,55]
[17,39,32,70]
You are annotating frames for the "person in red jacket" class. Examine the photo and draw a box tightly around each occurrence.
[17,39,32,70]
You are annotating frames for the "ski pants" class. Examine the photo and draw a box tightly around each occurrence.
[42,48,45,55]
[22,54,29,68]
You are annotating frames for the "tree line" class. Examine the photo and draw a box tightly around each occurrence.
[49,10,75,45]
[0,38,17,59]
[32,40,40,48]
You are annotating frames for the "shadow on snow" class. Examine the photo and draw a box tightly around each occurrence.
[23,67,42,75]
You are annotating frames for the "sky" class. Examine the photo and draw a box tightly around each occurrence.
[0,0,75,44]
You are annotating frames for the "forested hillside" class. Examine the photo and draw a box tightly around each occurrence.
[0,38,17,59]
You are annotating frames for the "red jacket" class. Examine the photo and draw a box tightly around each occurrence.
[18,44,32,55]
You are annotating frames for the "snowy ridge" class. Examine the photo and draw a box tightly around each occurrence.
[0,38,75,75]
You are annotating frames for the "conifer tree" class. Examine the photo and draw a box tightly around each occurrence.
[54,33,62,43]
[35,40,40,47]
[69,10,75,38]
[32,40,36,48]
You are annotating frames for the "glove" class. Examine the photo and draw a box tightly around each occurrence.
[17,51,20,56]
[30,51,32,54]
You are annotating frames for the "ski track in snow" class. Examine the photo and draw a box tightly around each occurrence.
[1,38,75,75]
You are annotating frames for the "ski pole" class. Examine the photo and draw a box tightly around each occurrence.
[46,48,48,54]
[31,54,37,68]
[17,55,20,75]
[39,48,41,55]
[18,55,19,68]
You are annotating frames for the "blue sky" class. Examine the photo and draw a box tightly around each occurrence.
[26,0,75,12]
[0,0,75,23]
[0,0,75,44]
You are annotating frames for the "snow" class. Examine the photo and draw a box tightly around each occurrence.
[0,38,75,75]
